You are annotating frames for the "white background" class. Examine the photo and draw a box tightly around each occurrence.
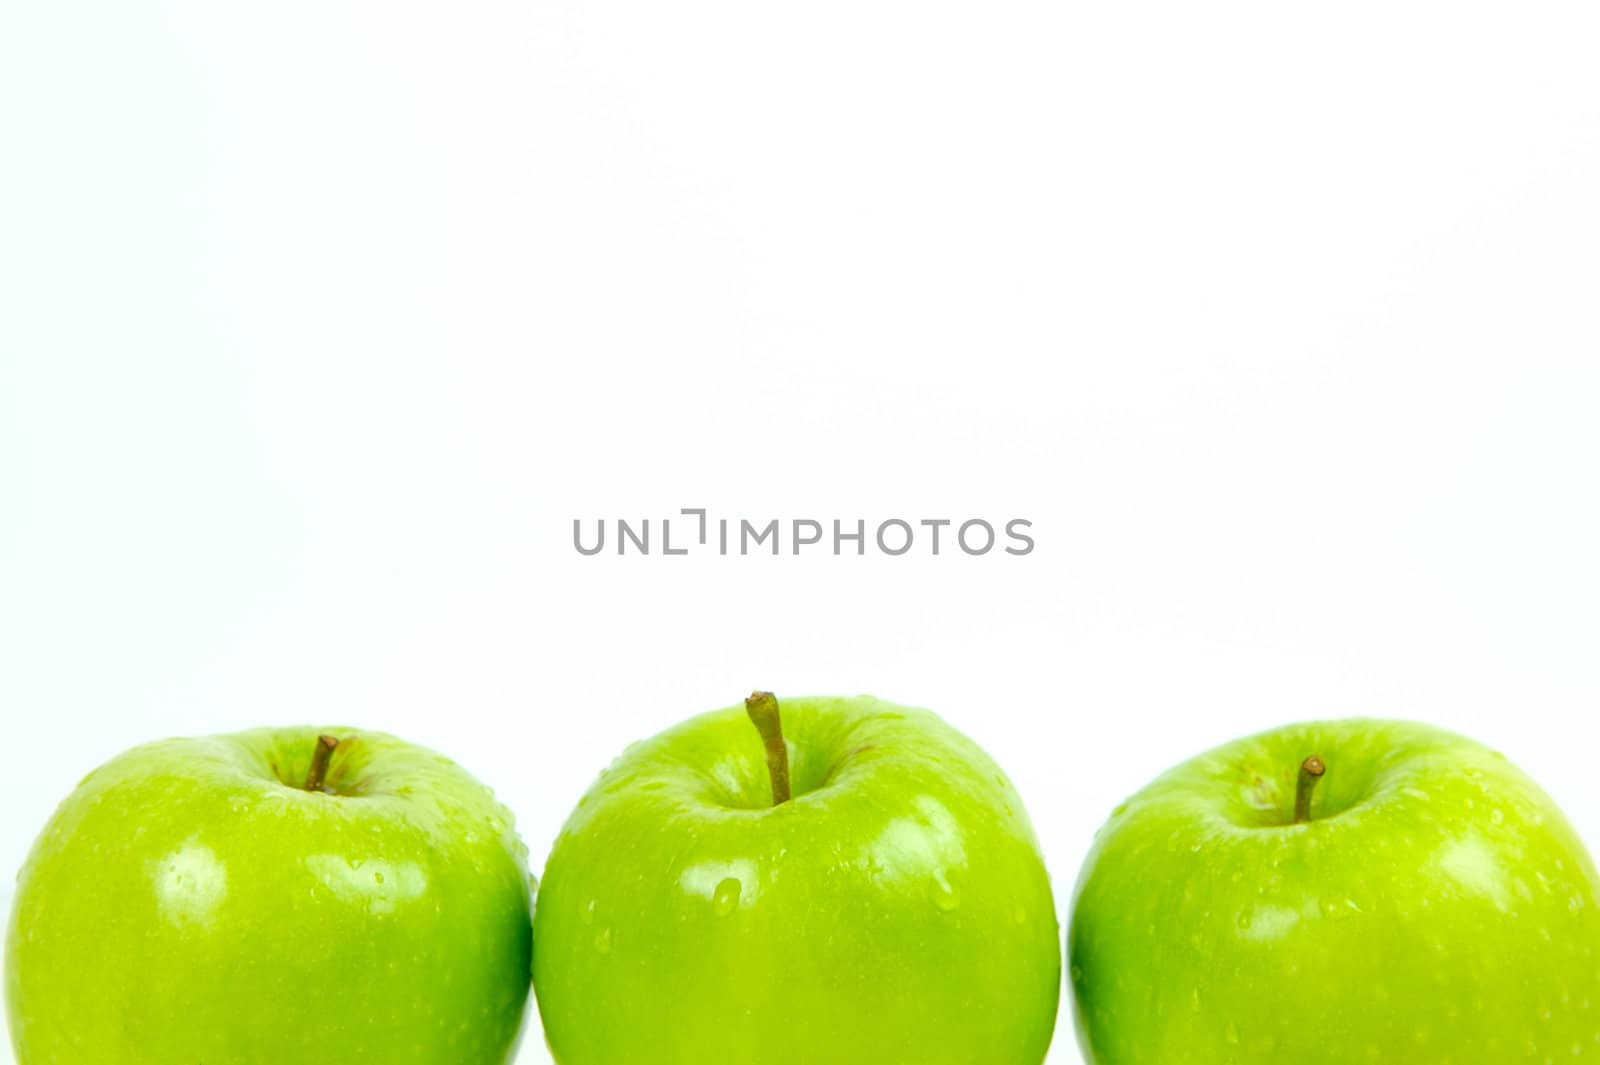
[3,1,1599,1060]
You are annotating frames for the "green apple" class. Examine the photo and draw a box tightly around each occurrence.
[1069,718,1600,1063]
[5,727,533,1064]
[532,692,1062,1064]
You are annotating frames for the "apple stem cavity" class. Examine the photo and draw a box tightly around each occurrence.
[1294,755,1326,824]
[305,734,341,793]
[744,691,792,806]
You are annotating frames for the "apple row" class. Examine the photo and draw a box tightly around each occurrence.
[6,692,1600,1064]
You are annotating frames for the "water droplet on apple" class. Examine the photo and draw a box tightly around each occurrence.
[1225,1023,1240,1044]
[593,928,612,955]
[581,899,597,925]
[712,877,742,917]
[931,875,961,912]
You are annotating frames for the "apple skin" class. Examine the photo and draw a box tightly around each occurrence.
[1069,719,1600,1064]
[5,727,534,1064]
[532,694,1062,1065]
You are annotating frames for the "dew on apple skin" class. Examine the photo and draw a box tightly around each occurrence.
[712,877,742,917]
[581,899,597,926]
[930,874,961,912]
[593,927,612,955]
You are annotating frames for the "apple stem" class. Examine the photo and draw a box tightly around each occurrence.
[1294,755,1326,824]
[744,691,792,806]
[305,734,341,793]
